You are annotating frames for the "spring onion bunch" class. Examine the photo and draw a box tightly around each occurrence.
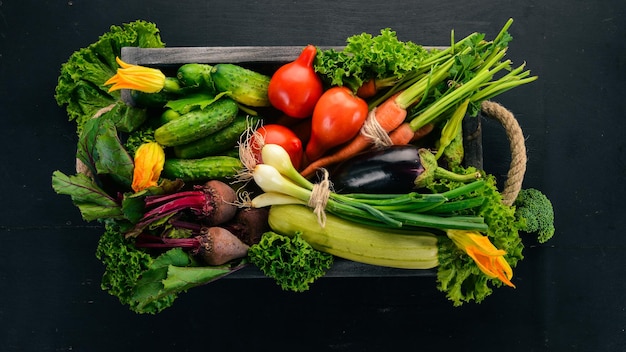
[245,143,488,232]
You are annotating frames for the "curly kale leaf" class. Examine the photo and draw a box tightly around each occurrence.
[248,231,333,292]
[95,222,154,310]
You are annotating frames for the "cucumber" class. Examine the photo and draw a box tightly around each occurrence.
[173,115,259,159]
[159,109,181,125]
[162,155,243,182]
[130,77,182,108]
[177,63,216,93]
[211,63,271,107]
[154,97,238,147]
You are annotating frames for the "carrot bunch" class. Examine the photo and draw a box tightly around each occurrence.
[298,18,536,178]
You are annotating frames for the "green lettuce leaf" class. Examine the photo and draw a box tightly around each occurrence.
[55,20,165,133]
[96,223,153,309]
[314,28,432,91]
[430,168,525,306]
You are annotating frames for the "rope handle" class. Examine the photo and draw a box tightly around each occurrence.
[480,101,527,206]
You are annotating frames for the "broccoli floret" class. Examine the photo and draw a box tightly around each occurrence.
[514,188,555,243]
[248,231,333,292]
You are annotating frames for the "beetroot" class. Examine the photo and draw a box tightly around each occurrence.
[135,226,249,266]
[128,180,237,236]
[222,207,270,246]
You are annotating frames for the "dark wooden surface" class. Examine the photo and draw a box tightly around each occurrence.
[1,1,625,351]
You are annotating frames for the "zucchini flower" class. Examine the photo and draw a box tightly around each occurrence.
[104,57,166,93]
[132,142,165,192]
[446,229,516,288]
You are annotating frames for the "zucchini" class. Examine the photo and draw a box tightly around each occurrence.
[162,155,242,182]
[211,63,271,107]
[173,115,259,159]
[268,204,439,269]
[154,97,238,147]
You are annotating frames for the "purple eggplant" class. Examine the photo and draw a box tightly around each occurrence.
[330,145,480,194]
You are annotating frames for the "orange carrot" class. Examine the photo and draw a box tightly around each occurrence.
[388,122,415,146]
[300,92,406,178]
[356,79,377,99]
[388,122,435,145]
[411,123,435,142]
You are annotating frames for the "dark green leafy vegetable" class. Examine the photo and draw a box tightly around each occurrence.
[164,92,226,114]
[248,231,333,292]
[129,247,193,314]
[51,171,124,221]
[428,166,525,306]
[55,20,165,133]
[76,116,134,190]
[314,28,433,92]
[96,222,246,314]
[99,100,149,133]
[96,222,154,311]
[514,188,556,243]
[123,124,156,157]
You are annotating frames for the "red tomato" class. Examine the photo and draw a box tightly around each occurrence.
[252,124,304,170]
[305,86,369,161]
[268,45,323,118]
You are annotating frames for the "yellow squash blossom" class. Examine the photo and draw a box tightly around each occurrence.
[446,229,516,288]
[104,57,166,93]
[132,142,165,192]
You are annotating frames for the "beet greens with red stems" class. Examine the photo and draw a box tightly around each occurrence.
[126,180,238,237]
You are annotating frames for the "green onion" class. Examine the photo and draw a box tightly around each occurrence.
[246,144,490,232]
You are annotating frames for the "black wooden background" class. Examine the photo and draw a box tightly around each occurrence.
[1,0,624,351]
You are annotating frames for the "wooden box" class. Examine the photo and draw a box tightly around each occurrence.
[121,46,483,278]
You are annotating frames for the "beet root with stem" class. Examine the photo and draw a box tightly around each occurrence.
[128,180,238,237]
[195,227,250,266]
[222,207,270,246]
[135,226,250,266]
